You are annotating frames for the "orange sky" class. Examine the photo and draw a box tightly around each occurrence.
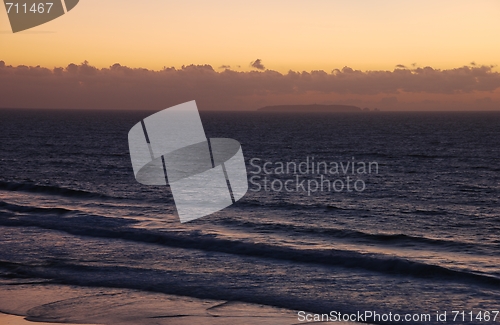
[2,0,500,72]
[2,0,500,111]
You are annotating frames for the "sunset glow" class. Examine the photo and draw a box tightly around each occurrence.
[1,0,500,72]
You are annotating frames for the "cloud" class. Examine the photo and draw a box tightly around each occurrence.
[218,65,231,69]
[250,59,265,70]
[395,64,407,69]
[0,61,499,111]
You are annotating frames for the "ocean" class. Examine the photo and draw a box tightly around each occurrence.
[0,109,499,324]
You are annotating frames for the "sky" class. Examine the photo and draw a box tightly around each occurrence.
[1,0,500,110]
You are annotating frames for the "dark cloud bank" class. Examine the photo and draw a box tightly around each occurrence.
[0,60,499,111]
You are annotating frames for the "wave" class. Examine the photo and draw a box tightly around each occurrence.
[0,180,115,200]
[0,213,498,287]
[412,209,448,216]
[0,200,74,215]
[216,217,486,251]
[0,199,479,253]
[235,199,367,213]
[406,153,459,159]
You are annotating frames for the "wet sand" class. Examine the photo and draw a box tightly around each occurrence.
[0,282,358,325]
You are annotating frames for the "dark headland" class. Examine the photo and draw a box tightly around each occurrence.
[257,104,363,112]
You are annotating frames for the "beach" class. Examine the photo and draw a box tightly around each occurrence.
[0,281,357,324]
[0,110,499,324]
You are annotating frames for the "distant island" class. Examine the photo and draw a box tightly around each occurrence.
[258,104,363,112]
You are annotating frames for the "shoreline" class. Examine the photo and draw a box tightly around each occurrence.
[0,282,361,325]
[0,313,97,325]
